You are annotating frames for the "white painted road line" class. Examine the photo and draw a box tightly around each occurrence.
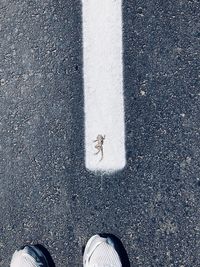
[82,0,126,172]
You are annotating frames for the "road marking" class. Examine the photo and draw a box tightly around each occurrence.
[82,0,126,172]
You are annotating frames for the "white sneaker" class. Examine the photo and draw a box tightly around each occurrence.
[83,235,122,267]
[10,245,49,267]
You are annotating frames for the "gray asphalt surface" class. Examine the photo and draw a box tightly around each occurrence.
[0,0,200,266]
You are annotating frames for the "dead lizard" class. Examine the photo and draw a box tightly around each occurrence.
[93,134,105,161]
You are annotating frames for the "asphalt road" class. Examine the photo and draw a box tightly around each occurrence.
[0,0,200,266]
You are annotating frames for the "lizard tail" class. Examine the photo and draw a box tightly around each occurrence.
[99,148,103,161]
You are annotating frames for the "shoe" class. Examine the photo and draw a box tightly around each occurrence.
[83,234,122,267]
[10,245,49,267]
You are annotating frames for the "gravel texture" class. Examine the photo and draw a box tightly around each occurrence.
[0,0,200,266]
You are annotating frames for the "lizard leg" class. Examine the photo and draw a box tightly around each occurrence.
[94,147,101,155]
[95,151,100,155]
